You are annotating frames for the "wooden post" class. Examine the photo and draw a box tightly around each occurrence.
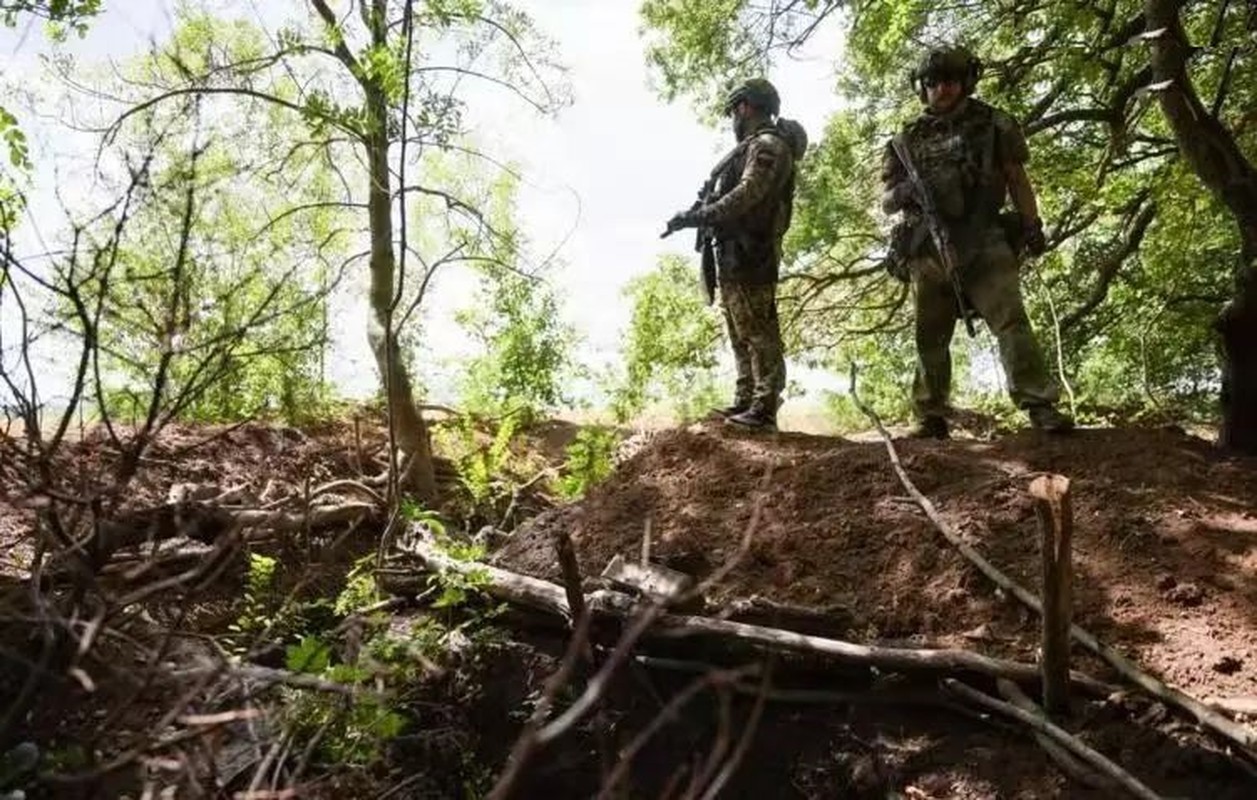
[1030,474,1074,718]
[554,531,586,628]
[554,531,594,665]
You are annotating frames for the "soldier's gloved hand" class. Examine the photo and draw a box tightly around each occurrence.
[1023,217,1047,256]
[661,209,701,238]
[881,255,911,283]
[888,181,917,211]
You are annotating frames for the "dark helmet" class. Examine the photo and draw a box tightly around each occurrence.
[723,78,780,117]
[911,45,983,100]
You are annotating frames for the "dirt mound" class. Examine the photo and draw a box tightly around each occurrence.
[496,423,1257,702]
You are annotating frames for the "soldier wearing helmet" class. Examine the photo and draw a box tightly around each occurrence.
[663,78,801,431]
[881,45,1073,439]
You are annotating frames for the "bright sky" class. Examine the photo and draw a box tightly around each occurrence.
[0,0,847,408]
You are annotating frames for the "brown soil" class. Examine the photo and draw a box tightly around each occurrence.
[494,422,1257,798]
[6,418,1257,798]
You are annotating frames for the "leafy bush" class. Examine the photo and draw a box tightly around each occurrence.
[554,426,619,499]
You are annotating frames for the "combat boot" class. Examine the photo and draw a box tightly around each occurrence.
[909,415,949,440]
[712,399,750,419]
[1028,405,1075,434]
[727,402,777,432]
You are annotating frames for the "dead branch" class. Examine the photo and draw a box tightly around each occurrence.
[997,679,1119,793]
[228,502,377,532]
[944,679,1164,800]
[554,531,588,638]
[594,664,761,800]
[848,363,1257,756]
[485,471,770,799]
[692,662,772,800]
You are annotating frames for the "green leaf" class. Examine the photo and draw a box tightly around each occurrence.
[285,636,331,674]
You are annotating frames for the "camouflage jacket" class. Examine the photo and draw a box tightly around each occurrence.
[881,98,1029,230]
[697,123,796,285]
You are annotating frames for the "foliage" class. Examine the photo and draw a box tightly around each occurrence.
[639,0,1256,425]
[226,552,281,646]
[334,556,383,617]
[639,0,834,113]
[554,426,619,499]
[457,269,576,419]
[436,410,525,519]
[48,13,353,427]
[611,255,724,422]
[276,525,500,770]
[0,0,100,30]
[454,173,577,420]
[0,0,101,222]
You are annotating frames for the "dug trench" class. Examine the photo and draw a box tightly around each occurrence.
[5,418,1257,797]
[486,421,1257,798]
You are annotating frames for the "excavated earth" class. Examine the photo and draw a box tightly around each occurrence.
[6,419,1257,798]
[494,422,1257,798]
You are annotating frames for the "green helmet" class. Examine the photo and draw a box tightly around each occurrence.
[723,78,780,117]
[912,45,983,99]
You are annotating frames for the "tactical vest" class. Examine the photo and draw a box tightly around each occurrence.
[710,124,797,283]
[902,99,1006,224]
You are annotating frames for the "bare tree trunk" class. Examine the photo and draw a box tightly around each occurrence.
[1146,0,1257,454]
[365,93,438,501]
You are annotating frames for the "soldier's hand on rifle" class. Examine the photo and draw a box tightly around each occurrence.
[882,180,918,214]
[660,208,701,238]
[1023,216,1047,256]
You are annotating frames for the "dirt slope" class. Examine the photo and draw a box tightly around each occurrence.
[497,422,1257,710]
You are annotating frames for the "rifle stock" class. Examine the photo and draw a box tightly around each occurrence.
[890,136,977,337]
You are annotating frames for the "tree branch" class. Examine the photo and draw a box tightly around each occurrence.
[1061,199,1158,330]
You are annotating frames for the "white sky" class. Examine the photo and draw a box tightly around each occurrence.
[0,0,847,407]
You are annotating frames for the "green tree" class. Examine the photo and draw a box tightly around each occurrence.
[640,0,1257,440]
[453,172,576,419]
[101,0,569,498]
[0,0,102,224]
[611,254,723,422]
[54,12,357,425]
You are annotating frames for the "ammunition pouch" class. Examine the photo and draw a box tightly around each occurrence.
[999,210,1025,256]
[886,218,929,282]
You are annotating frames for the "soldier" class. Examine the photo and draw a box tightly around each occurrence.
[882,45,1074,439]
[663,78,800,431]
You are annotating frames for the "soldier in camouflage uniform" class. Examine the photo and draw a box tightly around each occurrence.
[882,46,1074,439]
[664,78,800,431]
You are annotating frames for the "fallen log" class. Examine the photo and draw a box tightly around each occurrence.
[848,365,1257,756]
[396,537,1110,694]
[721,595,854,639]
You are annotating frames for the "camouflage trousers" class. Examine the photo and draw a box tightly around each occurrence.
[910,225,1058,418]
[720,281,786,411]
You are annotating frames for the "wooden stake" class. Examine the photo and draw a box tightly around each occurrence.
[554,531,586,628]
[1030,474,1074,718]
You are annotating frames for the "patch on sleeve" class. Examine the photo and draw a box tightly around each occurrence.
[750,136,782,168]
[993,110,1030,164]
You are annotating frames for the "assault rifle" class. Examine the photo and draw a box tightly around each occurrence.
[890,134,977,337]
[661,142,749,305]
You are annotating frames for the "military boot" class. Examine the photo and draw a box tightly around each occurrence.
[909,415,949,440]
[712,399,751,419]
[1027,405,1075,434]
[727,402,777,432]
